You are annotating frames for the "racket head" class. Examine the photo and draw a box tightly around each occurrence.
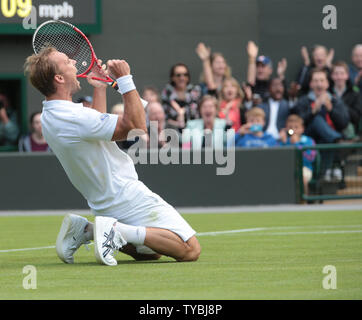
[32,20,97,78]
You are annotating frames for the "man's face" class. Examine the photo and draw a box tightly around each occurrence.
[352,46,362,70]
[148,103,165,130]
[331,66,349,87]
[269,78,284,100]
[50,51,80,94]
[256,63,272,81]
[310,72,329,96]
[312,47,328,69]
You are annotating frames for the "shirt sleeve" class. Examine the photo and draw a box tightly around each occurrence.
[74,107,118,141]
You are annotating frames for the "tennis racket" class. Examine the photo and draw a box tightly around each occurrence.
[32,20,119,90]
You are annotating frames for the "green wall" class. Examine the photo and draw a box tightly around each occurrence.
[0,148,298,210]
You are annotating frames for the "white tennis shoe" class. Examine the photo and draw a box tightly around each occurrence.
[56,213,90,264]
[94,216,127,266]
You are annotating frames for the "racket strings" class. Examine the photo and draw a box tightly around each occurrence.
[33,21,93,75]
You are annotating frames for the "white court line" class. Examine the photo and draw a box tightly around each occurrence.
[1,226,362,253]
[0,245,55,253]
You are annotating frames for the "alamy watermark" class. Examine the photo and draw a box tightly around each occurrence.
[126,122,236,176]
[22,265,37,290]
[322,265,337,290]
[322,5,337,30]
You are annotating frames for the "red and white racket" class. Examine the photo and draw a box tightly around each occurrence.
[32,20,119,90]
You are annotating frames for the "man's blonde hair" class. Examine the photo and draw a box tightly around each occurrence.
[24,47,59,97]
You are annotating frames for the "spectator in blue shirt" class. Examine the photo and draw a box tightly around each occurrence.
[279,114,316,194]
[234,107,277,148]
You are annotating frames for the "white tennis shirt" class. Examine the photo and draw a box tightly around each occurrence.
[41,100,138,214]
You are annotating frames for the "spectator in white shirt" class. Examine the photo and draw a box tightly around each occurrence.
[258,78,290,140]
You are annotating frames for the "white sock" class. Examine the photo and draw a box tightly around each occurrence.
[115,222,146,245]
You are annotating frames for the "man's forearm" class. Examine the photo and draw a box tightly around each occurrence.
[122,90,147,133]
[247,57,256,86]
[92,87,107,113]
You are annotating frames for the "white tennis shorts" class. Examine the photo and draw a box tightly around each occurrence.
[94,180,196,253]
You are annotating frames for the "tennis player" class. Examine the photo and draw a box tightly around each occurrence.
[24,47,200,266]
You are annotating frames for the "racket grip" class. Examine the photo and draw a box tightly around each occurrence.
[108,80,119,91]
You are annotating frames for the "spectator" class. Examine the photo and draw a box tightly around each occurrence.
[279,114,316,194]
[331,61,362,139]
[294,69,350,144]
[161,63,202,131]
[0,93,20,147]
[182,95,228,150]
[259,77,291,140]
[195,42,232,96]
[349,44,362,95]
[142,86,160,103]
[18,111,50,152]
[147,102,168,149]
[218,77,246,132]
[234,107,277,148]
[76,96,93,108]
[297,45,334,95]
[111,103,124,117]
[246,41,287,101]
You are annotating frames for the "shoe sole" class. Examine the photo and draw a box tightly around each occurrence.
[94,216,117,266]
[56,213,72,264]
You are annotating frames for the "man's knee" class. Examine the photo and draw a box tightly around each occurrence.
[178,237,201,262]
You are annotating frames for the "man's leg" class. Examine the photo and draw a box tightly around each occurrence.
[87,222,201,262]
[306,115,342,143]
[143,228,201,262]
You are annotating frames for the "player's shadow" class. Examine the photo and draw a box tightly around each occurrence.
[42,259,178,268]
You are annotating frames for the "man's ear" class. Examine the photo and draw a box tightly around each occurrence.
[54,74,64,84]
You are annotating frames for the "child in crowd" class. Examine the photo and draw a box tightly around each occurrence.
[279,114,316,194]
[218,77,245,132]
[234,107,277,148]
[142,86,160,103]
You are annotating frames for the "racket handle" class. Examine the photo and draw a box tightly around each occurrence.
[108,80,119,91]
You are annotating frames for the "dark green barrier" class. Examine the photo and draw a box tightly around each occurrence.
[0,148,298,210]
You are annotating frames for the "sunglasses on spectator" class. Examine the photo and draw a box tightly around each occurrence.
[174,73,189,78]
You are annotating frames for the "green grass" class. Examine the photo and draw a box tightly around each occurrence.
[0,210,361,299]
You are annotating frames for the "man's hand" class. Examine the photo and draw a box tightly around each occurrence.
[314,93,332,112]
[247,41,258,60]
[107,59,131,79]
[196,42,211,62]
[326,48,335,68]
[277,58,288,80]
[301,46,310,66]
[242,82,253,102]
[87,59,108,88]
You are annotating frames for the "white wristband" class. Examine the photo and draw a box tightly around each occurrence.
[117,75,136,95]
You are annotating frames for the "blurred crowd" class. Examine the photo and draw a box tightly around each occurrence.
[1,42,362,160]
